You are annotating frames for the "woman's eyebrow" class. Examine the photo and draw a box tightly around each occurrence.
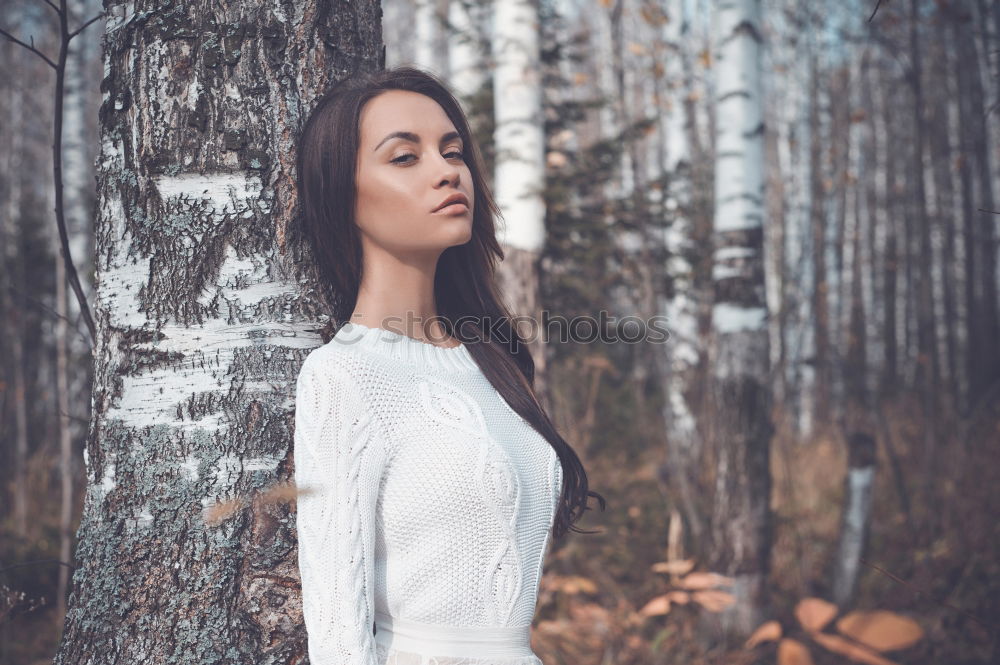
[374,130,462,152]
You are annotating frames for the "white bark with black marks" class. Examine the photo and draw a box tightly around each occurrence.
[705,0,772,640]
[54,2,384,662]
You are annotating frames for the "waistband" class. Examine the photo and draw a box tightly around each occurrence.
[373,611,533,659]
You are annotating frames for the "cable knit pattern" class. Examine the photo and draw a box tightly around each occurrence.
[417,373,524,626]
[295,357,386,664]
[294,321,564,665]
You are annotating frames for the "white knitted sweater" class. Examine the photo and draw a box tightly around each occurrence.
[294,321,563,665]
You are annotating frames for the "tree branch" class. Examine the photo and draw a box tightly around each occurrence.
[49,0,98,343]
[0,559,77,575]
[4,1,101,345]
[867,0,885,24]
[68,12,105,41]
[0,27,57,69]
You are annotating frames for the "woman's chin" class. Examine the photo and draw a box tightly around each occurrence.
[439,217,474,245]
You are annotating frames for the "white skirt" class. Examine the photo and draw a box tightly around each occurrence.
[373,611,544,665]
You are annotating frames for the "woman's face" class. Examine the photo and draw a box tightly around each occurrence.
[354,90,475,256]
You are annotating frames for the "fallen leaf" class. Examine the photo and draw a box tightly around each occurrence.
[745,619,783,648]
[778,638,816,665]
[651,558,696,576]
[795,597,838,632]
[812,632,900,665]
[638,594,671,617]
[677,571,735,590]
[836,610,923,652]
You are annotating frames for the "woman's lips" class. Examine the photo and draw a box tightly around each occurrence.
[433,202,470,214]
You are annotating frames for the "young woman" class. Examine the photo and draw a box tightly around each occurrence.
[293,66,604,665]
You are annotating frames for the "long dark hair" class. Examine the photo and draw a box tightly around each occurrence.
[294,65,605,539]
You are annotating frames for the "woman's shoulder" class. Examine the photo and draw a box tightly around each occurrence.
[301,338,363,380]
[297,340,402,456]
[299,337,403,390]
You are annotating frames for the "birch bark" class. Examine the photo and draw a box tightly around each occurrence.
[705,0,772,638]
[54,3,384,662]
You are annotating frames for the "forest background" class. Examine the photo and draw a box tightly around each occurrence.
[1,0,998,663]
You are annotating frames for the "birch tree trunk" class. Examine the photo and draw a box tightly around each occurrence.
[54,3,384,662]
[942,7,969,410]
[777,0,817,437]
[907,0,938,403]
[830,63,848,423]
[415,0,435,69]
[809,50,831,428]
[657,0,707,549]
[448,0,488,101]
[761,13,785,413]
[860,48,883,407]
[705,0,772,638]
[55,196,73,621]
[492,0,550,408]
[867,46,887,400]
[832,44,876,609]
[955,7,999,402]
[57,0,101,617]
[840,46,865,423]
[831,432,875,606]
[384,0,418,68]
[415,0,448,77]
[925,24,961,406]
[592,0,635,325]
[878,52,900,396]
[1,23,30,541]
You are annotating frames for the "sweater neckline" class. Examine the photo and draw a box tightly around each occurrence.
[332,320,481,372]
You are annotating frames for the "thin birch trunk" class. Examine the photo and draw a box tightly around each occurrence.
[705,0,772,638]
[831,432,876,606]
[809,50,831,427]
[843,53,866,424]
[449,0,488,101]
[56,0,99,615]
[657,0,706,549]
[781,2,816,437]
[596,0,638,323]
[924,27,960,407]
[942,9,969,410]
[415,0,448,77]
[908,0,939,402]
[2,27,30,540]
[860,48,883,404]
[55,204,73,620]
[492,0,550,409]
[879,59,899,396]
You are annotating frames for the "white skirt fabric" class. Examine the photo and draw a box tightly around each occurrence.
[373,612,544,665]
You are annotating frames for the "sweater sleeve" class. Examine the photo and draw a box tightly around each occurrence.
[294,357,383,665]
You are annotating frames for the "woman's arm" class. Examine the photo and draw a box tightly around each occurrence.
[294,356,383,665]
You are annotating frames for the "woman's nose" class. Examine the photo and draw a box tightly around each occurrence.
[434,156,460,185]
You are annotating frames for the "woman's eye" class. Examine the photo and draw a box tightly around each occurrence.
[390,151,464,164]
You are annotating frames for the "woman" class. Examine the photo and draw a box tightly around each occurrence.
[293,66,605,665]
